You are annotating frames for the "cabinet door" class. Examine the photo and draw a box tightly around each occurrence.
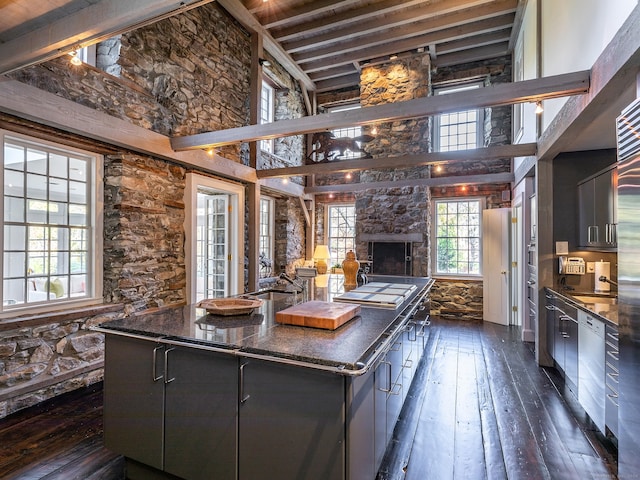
[554,312,566,373]
[238,358,345,480]
[346,370,376,480]
[594,170,615,246]
[565,318,579,390]
[374,356,388,469]
[103,335,165,470]
[386,338,404,441]
[164,347,238,480]
[545,295,556,360]
[578,179,596,247]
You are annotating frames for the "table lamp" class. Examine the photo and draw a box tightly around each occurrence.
[313,245,331,274]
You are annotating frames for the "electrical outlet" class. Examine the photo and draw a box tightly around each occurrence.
[587,262,595,273]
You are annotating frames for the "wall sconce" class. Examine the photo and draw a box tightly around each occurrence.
[68,50,82,66]
[370,126,378,135]
[389,54,398,61]
[259,58,271,67]
[345,172,352,180]
[535,101,544,114]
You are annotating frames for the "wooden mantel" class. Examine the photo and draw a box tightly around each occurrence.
[170,70,590,151]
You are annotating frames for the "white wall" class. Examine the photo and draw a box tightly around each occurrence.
[513,0,637,162]
[540,0,637,130]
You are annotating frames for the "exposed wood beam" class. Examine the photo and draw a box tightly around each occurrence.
[297,14,515,73]
[260,0,364,30]
[0,78,256,183]
[257,144,536,179]
[433,42,510,68]
[284,0,516,56]
[216,0,316,92]
[537,2,640,162]
[315,73,362,93]
[274,0,501,43]
[308,64,358,82]
[0,0,213,75]
[298,196,311,227]
[435,29,511,56]
[259,178,306,197]
[170,71,590,150]
[304,172,515,194]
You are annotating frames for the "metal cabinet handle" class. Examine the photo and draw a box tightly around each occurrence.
[239,361,250,403]
[152,345,164,382]
[406,323,417,341]
[588,225,598,243]
[389,382,402,397]
[376,360,392,393]
[607,350,619,362]
[164,348,176,384]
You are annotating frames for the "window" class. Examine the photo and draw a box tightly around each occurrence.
[434,83,483,152]
[1,131,102,313]
[259,196,274,278]
[327,204,356,267]
[330,104,361,159]
[433,198,483,276]
[260,82,274,153]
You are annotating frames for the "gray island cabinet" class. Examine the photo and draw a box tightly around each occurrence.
[96,275,433,480]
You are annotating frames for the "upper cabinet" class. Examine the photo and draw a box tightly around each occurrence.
[577,165,618,250]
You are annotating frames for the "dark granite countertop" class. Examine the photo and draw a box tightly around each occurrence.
[95,275,434,374]
[546,286,618,326]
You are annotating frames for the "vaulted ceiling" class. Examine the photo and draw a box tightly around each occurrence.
[0,0,522,94]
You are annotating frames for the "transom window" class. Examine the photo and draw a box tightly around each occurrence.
[1,131,102,313]
[434,83,483,152]
[327,204,356,267]
[433,198,483,276]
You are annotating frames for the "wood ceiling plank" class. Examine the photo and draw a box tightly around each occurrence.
[435,29,512,56]
[256,144,536,178]
[0,0,214,75]
[273,0,506,43]
[298,13,515,73]
[304,172,515,194]
[282,0,516,55]
[314,73,362,93]
[258,0,364,30]
[169,70,590,150]
[308,64,359,82]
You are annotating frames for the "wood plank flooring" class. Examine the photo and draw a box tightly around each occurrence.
[0,317,617,480]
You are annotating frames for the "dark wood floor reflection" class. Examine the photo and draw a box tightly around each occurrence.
[379,317,618,480]
[0,317,617,479]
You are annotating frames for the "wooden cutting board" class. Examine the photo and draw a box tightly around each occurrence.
[275,301,361,330]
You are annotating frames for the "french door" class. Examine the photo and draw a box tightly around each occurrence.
[197,192,229,300]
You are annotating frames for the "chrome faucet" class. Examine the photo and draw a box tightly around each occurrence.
[598,275,618,287]
[279,272,305,292]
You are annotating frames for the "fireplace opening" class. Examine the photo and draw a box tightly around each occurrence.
[367,242,412,276]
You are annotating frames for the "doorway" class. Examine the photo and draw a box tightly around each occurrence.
[185,174,244,303]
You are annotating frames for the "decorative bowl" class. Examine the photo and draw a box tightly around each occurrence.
[196,296,264,316]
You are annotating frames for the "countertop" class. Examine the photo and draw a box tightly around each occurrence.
[546,286,618,326]
[95,275,434,374]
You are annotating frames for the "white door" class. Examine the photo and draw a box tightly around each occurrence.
[482,208,510,325]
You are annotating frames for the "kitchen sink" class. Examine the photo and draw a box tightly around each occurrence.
[253,289,297,301]
[573,295,618,305]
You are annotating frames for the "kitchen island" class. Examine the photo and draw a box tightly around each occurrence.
[95,275,434,480]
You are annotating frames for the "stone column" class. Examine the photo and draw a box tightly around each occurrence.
[356,54,432,277]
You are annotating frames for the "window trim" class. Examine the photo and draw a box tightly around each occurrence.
[259,195,275,279]
[325,203,356,268]
[433,81,485,152]
[260,81,275,154]
[431,197,485,280]
[0,130,104,318]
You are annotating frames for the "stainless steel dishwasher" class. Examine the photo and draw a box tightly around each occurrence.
[578,310,605,433]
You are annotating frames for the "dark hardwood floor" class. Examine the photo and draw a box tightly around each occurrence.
[0,317,617,480]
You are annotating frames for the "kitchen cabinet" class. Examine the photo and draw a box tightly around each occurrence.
[237,357,345,480]
[546,296,578,393]
[103,335,238,480]
[578,165,617,249]
[578,311,605,433]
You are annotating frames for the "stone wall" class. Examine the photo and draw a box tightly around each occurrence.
[103,153,187,315]
[429,280,483,320]
[0,305,123,418]
[275,198,306,275]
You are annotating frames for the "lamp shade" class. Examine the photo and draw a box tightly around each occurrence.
[313,245,331,274]
[313,245,331,260]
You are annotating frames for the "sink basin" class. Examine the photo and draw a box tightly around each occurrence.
[573,295,618,305]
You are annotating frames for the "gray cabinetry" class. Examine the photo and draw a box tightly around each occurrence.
[237,357,345,480]
[103,335,238,480]
[548,296,578,393]
[103,335,165,470]
[578,165,617,249]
